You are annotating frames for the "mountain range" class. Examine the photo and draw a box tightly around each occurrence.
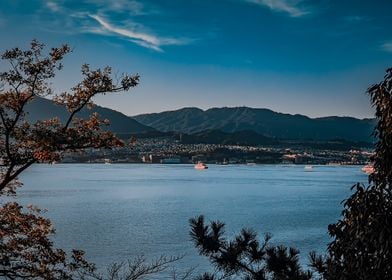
[24,98,375,145]
[25,97,156,137]
[133,107,375,143]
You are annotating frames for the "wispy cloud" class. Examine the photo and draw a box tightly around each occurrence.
[89,15,189,51]
[246,0,310,17]
[85,0,155,16]
[39,0,190,52]
[344,15,366,22]
[46,1,63,13]
[381,41,392,53]
[44,0,156,16]
[0,12,5,26]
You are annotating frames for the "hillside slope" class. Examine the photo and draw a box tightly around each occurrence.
[25,97,156,137]
[133,107,375,142]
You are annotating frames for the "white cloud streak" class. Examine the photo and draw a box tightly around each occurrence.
[46,1,62,13]
[41,0,189,52]
[85,0,152,16]
[89,15,188,51]
[344,15,365,22]
[246,0,310,17]
[382,41,392,53]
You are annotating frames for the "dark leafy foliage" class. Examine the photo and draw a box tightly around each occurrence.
[191,68,392,280]
[309,68,392,279]
[0,40,191,280]
[0,202,96,279]
[0,40,139,194]
[0,40,140,279]
[369,68,392,187]
[190,216,312,280]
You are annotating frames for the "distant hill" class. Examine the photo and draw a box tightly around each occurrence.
[25,97,156,137]
[178,129,372,149]
[133,107,376,143]
[180,129,277,146]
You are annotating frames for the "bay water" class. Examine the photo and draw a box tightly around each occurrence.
[17,164,367,275]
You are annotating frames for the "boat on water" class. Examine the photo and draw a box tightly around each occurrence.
[362,164,375,174]
[216,159,229,165]
[304,165,313,171]
[195,162,208,170]
[327,162,341,166]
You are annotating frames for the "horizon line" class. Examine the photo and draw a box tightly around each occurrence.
[126,105,375,120]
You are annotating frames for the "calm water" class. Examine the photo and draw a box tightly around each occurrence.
[15,164,366,274]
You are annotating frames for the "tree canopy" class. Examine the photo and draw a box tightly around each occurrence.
[190,215,312,280]
[190,68,392,280]
[309,68,392,279]
[0,40,139,279]
[0,40,139,194]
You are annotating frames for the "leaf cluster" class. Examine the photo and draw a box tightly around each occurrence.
[190,216,312,280]
[0,40,139,194]
[0,40,140,279]
[308,68,392,279]
[0,202,95,279]
[191,69,392,280]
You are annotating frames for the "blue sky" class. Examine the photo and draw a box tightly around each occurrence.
[0,0,391,118]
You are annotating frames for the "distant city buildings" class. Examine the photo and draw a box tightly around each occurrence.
[59,136,373,165]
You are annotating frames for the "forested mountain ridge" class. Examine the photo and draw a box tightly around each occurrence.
[25,97,156,137]
[133,107,375,143]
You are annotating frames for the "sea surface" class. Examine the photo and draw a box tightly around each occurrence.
[15,164,367,276]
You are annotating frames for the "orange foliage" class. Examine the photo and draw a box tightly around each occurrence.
[0,40,139,279]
